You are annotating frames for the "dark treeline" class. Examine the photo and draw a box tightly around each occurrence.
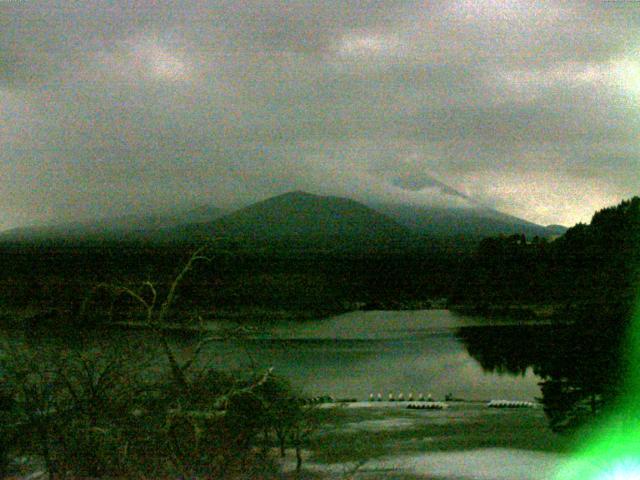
[454,196,640,316]
[456,196,640,431]
[1,197,637,327]
[1,198,637,328]
[0,239,467,327]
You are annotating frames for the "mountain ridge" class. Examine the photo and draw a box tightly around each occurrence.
[168,191,413,247]
[0,190,565,244]
[371,201,565,239]
[0,205,226,241]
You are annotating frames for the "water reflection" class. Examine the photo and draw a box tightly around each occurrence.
[4,312,558,407]
[455,325,553,377]
[3,309,623,433]
[455,323,623,432]
[193,311,546,401]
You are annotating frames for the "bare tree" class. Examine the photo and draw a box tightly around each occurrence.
[87,247,212,390]
[1,247,301,479]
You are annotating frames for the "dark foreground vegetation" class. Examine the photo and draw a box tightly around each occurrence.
[0,240,465,328]
[0,197,637,477]
[0,253,322,479]
[0,341,322,479]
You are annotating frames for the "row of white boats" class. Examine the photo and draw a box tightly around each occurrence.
[363,394,537,409]
[486,400,537,408]
[368,393,434,402]
[302,395,537,409]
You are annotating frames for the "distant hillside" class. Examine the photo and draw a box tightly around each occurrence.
[544,224,569,237]
[0,205,225,242]
[178,205,226,225]
[371,203,565,239]
[170,191,413,248]
[0,190,565,246]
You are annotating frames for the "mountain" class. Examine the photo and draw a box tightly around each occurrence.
[170,191,412,247]
[371,203,565,239]
[0,205,225,242]
[0,190,565,245]
[178,205,226,225]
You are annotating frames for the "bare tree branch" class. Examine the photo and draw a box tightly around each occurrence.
[157,247,211,325]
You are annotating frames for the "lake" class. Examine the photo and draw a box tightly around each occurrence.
[4,309,547,403]
[186,309,546,401]
[2,308,572,480]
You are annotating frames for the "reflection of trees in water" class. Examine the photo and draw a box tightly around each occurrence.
[456,325,549,377]
[451,198,639,433]
[456,324,624,432]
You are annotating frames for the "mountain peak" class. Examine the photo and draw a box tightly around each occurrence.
[178,191,410,246]
[268,190,317,201]
[270,190,343,201]
[282,190,314,197]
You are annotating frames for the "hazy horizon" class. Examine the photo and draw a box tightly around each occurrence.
[2,1,639,230]
[0,188,581,232]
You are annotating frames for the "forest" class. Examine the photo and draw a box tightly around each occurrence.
[0,197,638,477]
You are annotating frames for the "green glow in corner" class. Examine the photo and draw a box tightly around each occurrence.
[554,301,640,480]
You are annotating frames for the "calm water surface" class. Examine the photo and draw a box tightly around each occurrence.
[203,310,544,401]
[5,310,545,402]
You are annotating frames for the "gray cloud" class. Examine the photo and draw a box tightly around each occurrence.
[1,0,639,229]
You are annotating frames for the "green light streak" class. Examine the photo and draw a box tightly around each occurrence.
[554,300,640,480]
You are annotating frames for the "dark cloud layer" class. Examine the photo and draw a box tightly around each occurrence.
[1,0,639,229]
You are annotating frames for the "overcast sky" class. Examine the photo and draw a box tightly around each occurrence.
[1,0,638,229]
